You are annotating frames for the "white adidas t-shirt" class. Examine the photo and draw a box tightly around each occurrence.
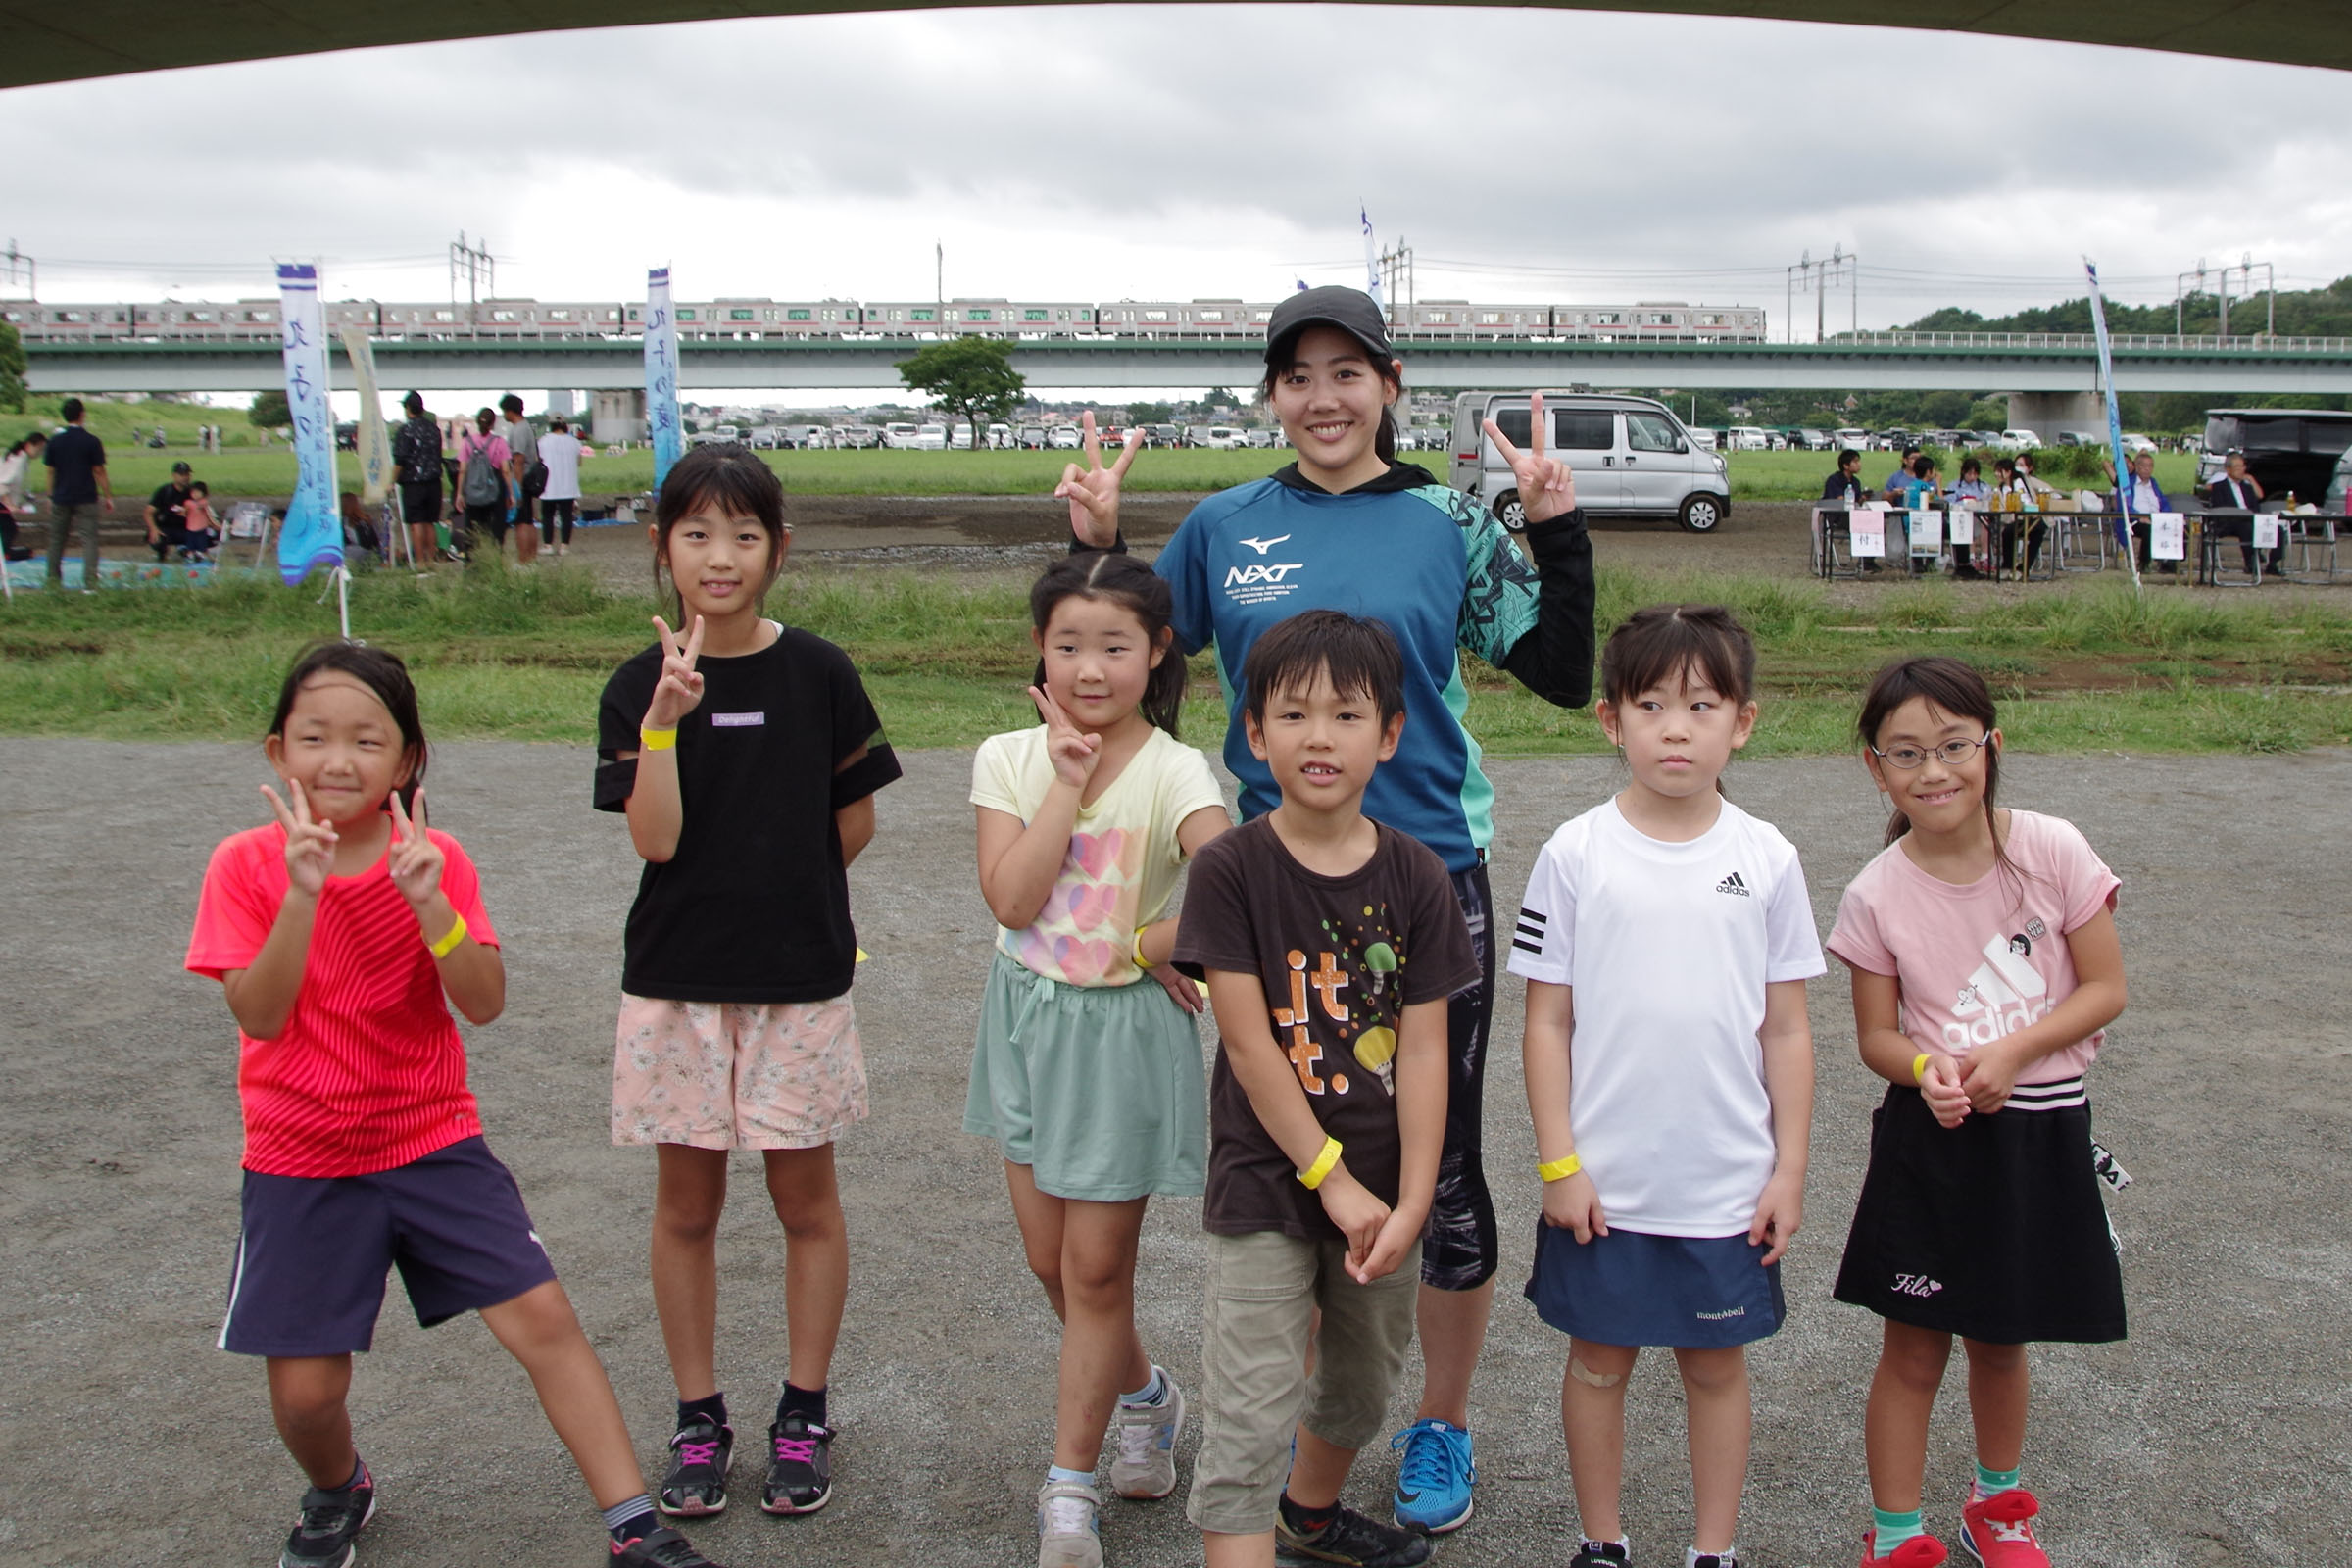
[1507,797,1827,1237]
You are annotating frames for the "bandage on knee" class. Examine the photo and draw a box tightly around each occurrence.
[1569,1355,1622,1389]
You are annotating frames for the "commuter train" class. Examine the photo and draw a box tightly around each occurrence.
[1,296,1768,345]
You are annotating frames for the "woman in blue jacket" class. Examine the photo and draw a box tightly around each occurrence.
[1063,285,1595,1542]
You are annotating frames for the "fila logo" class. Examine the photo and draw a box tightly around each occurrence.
[1238,533,1293,555]
[1892,1273,1942,1298]
[1225,563,1303,586]
[1714,871,1751,897]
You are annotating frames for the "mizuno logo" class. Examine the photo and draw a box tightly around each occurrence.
[1238,534,1292,555]
[1715,871,1750,897]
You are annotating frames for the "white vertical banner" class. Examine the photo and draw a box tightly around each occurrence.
[645,267,683,492]
[338,324,393,507]
[274,264,342,587]
[1360,206,1383,312]
[2084,257,2141,590]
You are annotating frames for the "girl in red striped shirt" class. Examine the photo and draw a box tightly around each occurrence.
[187,643,720,1568]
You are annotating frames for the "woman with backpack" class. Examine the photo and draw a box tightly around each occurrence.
[457,408,513,561]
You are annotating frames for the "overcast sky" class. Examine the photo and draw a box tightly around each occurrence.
[6,4,2350,337]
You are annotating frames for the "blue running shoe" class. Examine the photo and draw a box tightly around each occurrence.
[1389,1418,1474,1536]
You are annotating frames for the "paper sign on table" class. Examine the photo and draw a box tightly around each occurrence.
[2253,513,2279,550]
[1948,510,1974,545]
[1849,507,1886,558]
[2151,513,2186,561]
[1909,510,1944,551]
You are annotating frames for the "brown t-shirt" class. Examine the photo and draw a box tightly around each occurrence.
[1174,815,1478,1241]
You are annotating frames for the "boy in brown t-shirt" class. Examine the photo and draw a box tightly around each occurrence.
[1173,610,1476,1568]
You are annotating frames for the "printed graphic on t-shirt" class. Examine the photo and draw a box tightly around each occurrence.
[1221,551,1308,607]
[1267,903,1407,1098]
[1009,826,1147,986]
[1941,920,2052,1052]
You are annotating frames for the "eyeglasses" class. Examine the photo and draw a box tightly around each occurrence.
[1870,734,1992,770]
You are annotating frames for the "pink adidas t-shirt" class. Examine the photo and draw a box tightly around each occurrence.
[186,823,500,1177]
[1828,809,2120,1083]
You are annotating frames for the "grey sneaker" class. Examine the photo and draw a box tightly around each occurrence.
[1107,1368,1184,1499]
[278,1461,375,1568]
[1037,1479,1103,1568]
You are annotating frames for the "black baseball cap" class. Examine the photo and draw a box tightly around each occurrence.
[402,390,424,410]
[171,460,192,474]
[1264,285,1392,368]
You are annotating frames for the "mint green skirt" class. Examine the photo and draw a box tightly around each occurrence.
[964,952,1207,1200]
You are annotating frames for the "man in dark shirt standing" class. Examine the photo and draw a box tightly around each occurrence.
[146,460,196,562]
[392,391,445,566]
[42,397,112,589]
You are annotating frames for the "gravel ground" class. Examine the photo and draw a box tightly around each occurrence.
[1,741,2346,1568]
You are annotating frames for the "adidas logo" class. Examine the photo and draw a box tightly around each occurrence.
[1714,871,1751,898]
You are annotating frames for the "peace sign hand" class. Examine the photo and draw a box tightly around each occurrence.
[260,778,338,898]
[645,614,707,729]
[1481,390,1579,526]
[1030,683,1102,791]
[1055,410,1143,548]
[387,788,445,907]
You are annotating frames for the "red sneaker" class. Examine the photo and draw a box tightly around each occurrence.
[1860,1528,1949,1567]
[1960,1488,2049,1568]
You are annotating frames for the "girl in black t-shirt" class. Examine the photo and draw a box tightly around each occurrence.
[593,445,901,1526]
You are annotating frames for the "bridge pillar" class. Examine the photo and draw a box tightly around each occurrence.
[2006,391,2104,444]
[593,388,647,444]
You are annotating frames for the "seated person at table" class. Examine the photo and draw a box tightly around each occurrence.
[1990,458,2047,574]
[1822,449,1865,506]
[2104,450,2177,574]
[2205,452,2281,577]
[1880,446,1923,504]
[1945,457,1990,578]
[2013,451,2057,502]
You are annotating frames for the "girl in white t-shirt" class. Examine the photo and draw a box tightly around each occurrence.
[968,552,1230,1568]
[1829,657,2127,1568]
[1509,605,1824,1568]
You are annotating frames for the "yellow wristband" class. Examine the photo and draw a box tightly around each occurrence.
[1298,1137,1343,1191]
[638,725,677,752]
[428,911,468,960]
[1132,928,1152,970]
[1538,1153,1582,1183]
[1912,1052,1932,1084]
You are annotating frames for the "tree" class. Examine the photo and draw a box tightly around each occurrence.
[1127,400,1173,425]
[0,318,24,414]
[1201,386,1240,412]
[897,335,1025,449]
[249,388,290,427]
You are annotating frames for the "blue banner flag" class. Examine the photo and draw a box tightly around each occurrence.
[274,264,342,586]
[1361,207,1383,312]
[2083,258,2140,589]
[645,268,683,492]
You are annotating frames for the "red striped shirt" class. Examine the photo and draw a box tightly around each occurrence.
[186,823,500,1177]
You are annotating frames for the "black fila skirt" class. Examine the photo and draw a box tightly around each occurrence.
[1833,1081,2126,1345]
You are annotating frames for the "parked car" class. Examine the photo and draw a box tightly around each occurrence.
[1449,390,1731,533]
[2198,406,2352,500]
[986,423,1014,449]
[835,424,883,449]
[915,423,949,450]
[1017,425,1049,449]
[1832,427,1870,453]
[2000,428,2041,450]
[1726,426,1770,451]
[1796,428,1830,451]
[1197,426,1250,449]
[883,422,922,449]
[2120,433,2158,455]
[1244,428,1277,448]
[1687,426,1718,452]
[1050,425,1082,450]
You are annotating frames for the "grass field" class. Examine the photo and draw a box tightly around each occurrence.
[1,562,2342,755]
[78,442,2208,506]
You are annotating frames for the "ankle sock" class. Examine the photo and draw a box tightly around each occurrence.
[676,1391,728,1432]
[1045,1464,1097,1489]
[1579,1537,1630,1563]
[777,1380,827,1427]
[1974,1462,2021,1499]
[324,1456,366,1494]
[603,1494,659,1544]
[1686,1547,1737,1568]
[1279,1493,1340,1539]
[1119,1365,1167,1407]
[1871,1507,1926,1552]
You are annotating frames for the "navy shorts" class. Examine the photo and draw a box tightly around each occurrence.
[219,1136,558,1357]
[1525,1222,1784,1348]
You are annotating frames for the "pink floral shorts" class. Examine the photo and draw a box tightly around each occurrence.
[612,992,868,1150]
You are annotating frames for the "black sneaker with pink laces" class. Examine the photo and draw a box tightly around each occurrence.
[760,1412,834,1515]
[657,1416,734,1517]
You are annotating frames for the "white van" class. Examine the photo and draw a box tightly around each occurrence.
[1449,391,1732,532]
[884,422,921,449]
[1832,428,1871,453]
[915,423,949,450]
[1201,426,1250,449]
[2001,428,2041,450]
[1726,426,1770,451]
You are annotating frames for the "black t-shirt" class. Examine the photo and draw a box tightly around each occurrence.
[1174,815,1478,1241]
[43,425,105,505]
[149,482,192,534]
[595,626,902,1003]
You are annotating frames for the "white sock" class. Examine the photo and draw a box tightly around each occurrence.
[1119,1365,1167,1407]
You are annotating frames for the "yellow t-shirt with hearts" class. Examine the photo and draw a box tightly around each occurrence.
[971,724,1227,987]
